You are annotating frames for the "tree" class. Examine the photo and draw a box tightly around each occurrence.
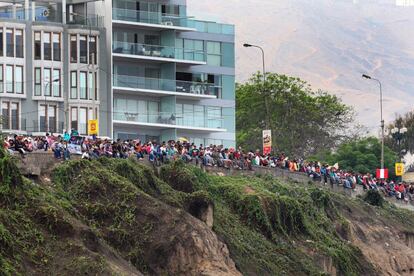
[385,111,414,154]
[315,137,398,176]
[236,72,355,156]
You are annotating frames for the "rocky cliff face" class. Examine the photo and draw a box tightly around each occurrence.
[1,154,413,275]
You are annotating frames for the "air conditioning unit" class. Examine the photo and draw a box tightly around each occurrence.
[163,21,173,26]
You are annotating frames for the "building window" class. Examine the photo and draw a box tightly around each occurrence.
[2,102,10,129]
[94,72,98,100]
[207,41,221,66]
[6,65,13,93]
[15,66,23,94]
[44,68,51,96]
[43,32,51,60]
[79,71,87,99]
[0,65,3,93]
[15,29,23,58]
[89,36,97,64]
[34,68,41,96]
[11,103,19,130]
[48,106,57,133]
[70,71,77,99]
[71,107,78,130]
[39,104,57,133]
[88,72,94,100]
[6,29,14,57]
[53,69,61,97]
[53,33,61,61]
[79,35,87,64]
[0,29,3,56]
[70,35,77,63]
[34,31,41,59]
[79,107,87,134]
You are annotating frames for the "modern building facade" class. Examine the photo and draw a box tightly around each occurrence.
[0,0,236,147]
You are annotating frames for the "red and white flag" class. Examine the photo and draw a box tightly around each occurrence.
[376,169,388,179]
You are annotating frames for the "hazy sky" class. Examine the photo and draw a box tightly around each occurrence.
[187,0,414,132]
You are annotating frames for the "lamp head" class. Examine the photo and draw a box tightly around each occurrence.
[243,43,252,47]
[362,74,372,79]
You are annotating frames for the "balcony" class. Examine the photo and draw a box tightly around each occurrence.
[113,75,219,99]
[113,111,225,132]
[112,41,206,65]
[112,8,196,31]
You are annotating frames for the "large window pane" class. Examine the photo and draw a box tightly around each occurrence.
[79,71,87,99]
[53,69,60,97]
[15,29,23,58]
[6,65,13,93]
[53,33,61,61]
[11,103,18,130]
[44,68,51,96]
[6,29,14,57]
[70,35,77,63]
[34,31,41,59]
[15,66,23,94]
[70,71,77,99]
[79,35,87,64]
[43,32,51,60]
[2,102,10,129]
[35,68,41,96]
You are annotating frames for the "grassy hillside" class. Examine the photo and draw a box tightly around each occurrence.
[1,152,413,275]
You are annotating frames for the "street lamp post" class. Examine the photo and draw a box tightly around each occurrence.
[243,43,270,129]
[362,74,385,170]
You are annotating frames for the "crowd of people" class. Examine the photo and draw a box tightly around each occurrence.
[3,130,414,204]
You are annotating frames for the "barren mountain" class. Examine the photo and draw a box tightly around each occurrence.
[188,0,414,131]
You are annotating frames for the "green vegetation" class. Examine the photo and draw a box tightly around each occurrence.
[1,151,413,275]
[236,72,354,156]
[311,137,398,176]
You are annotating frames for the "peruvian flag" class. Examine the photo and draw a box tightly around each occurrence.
[376,169,389,179]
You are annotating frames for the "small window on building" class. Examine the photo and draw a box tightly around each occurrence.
[79,35,87,64]
[79,71,87,99]
[6,65,13,93]
[11,102,19,130]
[15,29,23,58]
[53,33,61,61]
[53,69,61,97]
[0,64,3,93]
[2,102,10,129]
[70,71,77,99]
[44,68,51,96]
[15,66,23,94]
[71,107,78,130]
[34,31,41,59]
[70,35,77,63]
[207,41,221,66]
[0,29,3,56]
[43,32,51,60]
[89,36,97,64]
[34,68,41,96]
[6,28,14,57]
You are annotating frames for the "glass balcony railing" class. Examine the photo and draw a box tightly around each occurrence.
[0,8,103,27]
[113,75,220,97]
[112,8,235,35]
[187,20,235,35]
[113,111,223,129]
[112,41,206,62]
[112,8,191,28]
